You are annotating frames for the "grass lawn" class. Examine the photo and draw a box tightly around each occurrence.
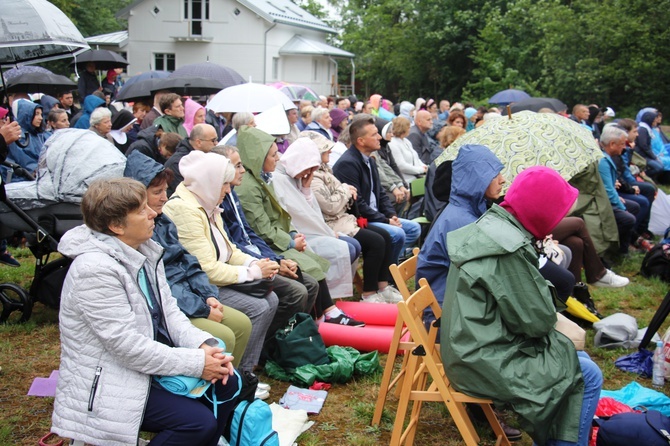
[1,245,669,445]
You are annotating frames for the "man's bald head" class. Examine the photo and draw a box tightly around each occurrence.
[415,110,433,133]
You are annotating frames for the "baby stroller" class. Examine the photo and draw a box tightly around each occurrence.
[0,162,81,322]
[0,129,128,323]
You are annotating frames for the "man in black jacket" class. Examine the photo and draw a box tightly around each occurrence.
[333,116,420,262]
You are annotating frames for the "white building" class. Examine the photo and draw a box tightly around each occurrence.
[86,0,354,96]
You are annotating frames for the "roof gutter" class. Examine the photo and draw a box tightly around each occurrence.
[263,22,277,84]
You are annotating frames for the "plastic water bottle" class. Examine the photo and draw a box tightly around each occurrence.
[653,340,665,388]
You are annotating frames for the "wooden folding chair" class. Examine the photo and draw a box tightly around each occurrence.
[372,248,420,426]
[392,281,510,446]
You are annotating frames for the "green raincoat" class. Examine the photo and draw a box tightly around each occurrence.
[152,114,188,138]
[442,205,584,445]
[568,162,618,256]
[235,126,330,281]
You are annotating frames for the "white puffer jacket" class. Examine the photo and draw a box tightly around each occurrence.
[51,225,212,446]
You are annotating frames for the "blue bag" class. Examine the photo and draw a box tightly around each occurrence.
[154,338,240,416]
[228,399,279,446]
[595,410,670,445]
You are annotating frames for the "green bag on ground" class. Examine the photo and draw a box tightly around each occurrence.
[267,312,330,372]
[265,345,380,387]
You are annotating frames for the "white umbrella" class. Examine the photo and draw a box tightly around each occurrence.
[0,0,89,67]
[254,105,290,136]
[206,83,296,113]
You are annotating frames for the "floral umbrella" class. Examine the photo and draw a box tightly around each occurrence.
[435,110,602,194]
[268,82,319,102]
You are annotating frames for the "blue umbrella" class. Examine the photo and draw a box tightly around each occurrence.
[489,88,531,105]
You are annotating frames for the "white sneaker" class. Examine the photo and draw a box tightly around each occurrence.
[361,292,387,303]
[257,382,271,392]
[381,286,403,303]
[255,388,270,400]
[593,269,629,288]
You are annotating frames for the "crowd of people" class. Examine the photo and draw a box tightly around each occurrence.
[2,78,668,445]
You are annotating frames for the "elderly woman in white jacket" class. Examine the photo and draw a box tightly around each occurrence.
[388,116,427,182]
[52,178,239,446]
[272,137,356,298]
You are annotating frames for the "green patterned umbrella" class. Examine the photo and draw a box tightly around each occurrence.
[435,110,602,193]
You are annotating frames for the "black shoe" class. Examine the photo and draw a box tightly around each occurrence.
[324,313,365,327]
[0,251,20,267]
[573,282,604,319]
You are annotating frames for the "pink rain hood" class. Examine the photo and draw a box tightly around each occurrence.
[500,166,578,240]
[183,98,205,135]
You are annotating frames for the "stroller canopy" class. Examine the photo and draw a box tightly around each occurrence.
[6,129,127,209]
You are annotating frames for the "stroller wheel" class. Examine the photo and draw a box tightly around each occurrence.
[0,283,32,323]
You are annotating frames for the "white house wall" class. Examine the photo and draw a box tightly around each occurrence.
[124,0,335,95]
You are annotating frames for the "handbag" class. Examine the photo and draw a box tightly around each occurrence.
[268,312,330,371]
[228,278,274,298]
[555,312,585,350]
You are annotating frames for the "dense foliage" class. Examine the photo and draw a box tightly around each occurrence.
[335,0,670,112]
[43,0,669,112]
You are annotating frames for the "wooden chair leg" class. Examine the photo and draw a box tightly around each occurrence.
[480,404,512,446]
[389,352,421,445]
[372,314,407,426]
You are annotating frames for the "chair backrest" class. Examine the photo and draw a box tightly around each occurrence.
[410,176,426,198]
[389,247,421,299]
[398,278,443,349]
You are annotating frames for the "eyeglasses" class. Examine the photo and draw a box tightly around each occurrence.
[199,137,219,144]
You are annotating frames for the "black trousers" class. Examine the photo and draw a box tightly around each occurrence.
[353,225,394,292]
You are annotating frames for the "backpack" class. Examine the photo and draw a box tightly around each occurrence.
[640,243,670,283]
[595,410,670,445]
[228,399,279,446]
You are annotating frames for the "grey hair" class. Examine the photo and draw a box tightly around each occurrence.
[232,112,254,130]
[311,107,329,122]
[211,145,238,158]
[89,107,112,127]
[338,126,351,146]
[600,124,628,146]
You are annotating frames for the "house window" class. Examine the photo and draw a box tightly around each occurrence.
[184,0,209,36]
[313,60,318,81]
[154,53,175,71]
[272,58,279,80]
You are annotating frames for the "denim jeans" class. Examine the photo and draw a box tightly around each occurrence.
[534,351,602,446]
[339,235,361,263]
[369,218,421,262]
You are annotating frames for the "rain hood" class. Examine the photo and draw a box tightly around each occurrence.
[501,166,578,240]
[237,125,276,180]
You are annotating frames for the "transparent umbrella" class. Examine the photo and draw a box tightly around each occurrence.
[0,0,89,67]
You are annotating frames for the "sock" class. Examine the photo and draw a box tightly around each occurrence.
[325,308,342,319]
[315,315,325,326]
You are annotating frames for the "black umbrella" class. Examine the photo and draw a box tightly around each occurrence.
[151,76,224,96]
[639,289,670,350]
[169,62,244,89]
[2,71,75,95]
[71,49,128,71]
[509,97,568,113]
[115,78,160,102]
